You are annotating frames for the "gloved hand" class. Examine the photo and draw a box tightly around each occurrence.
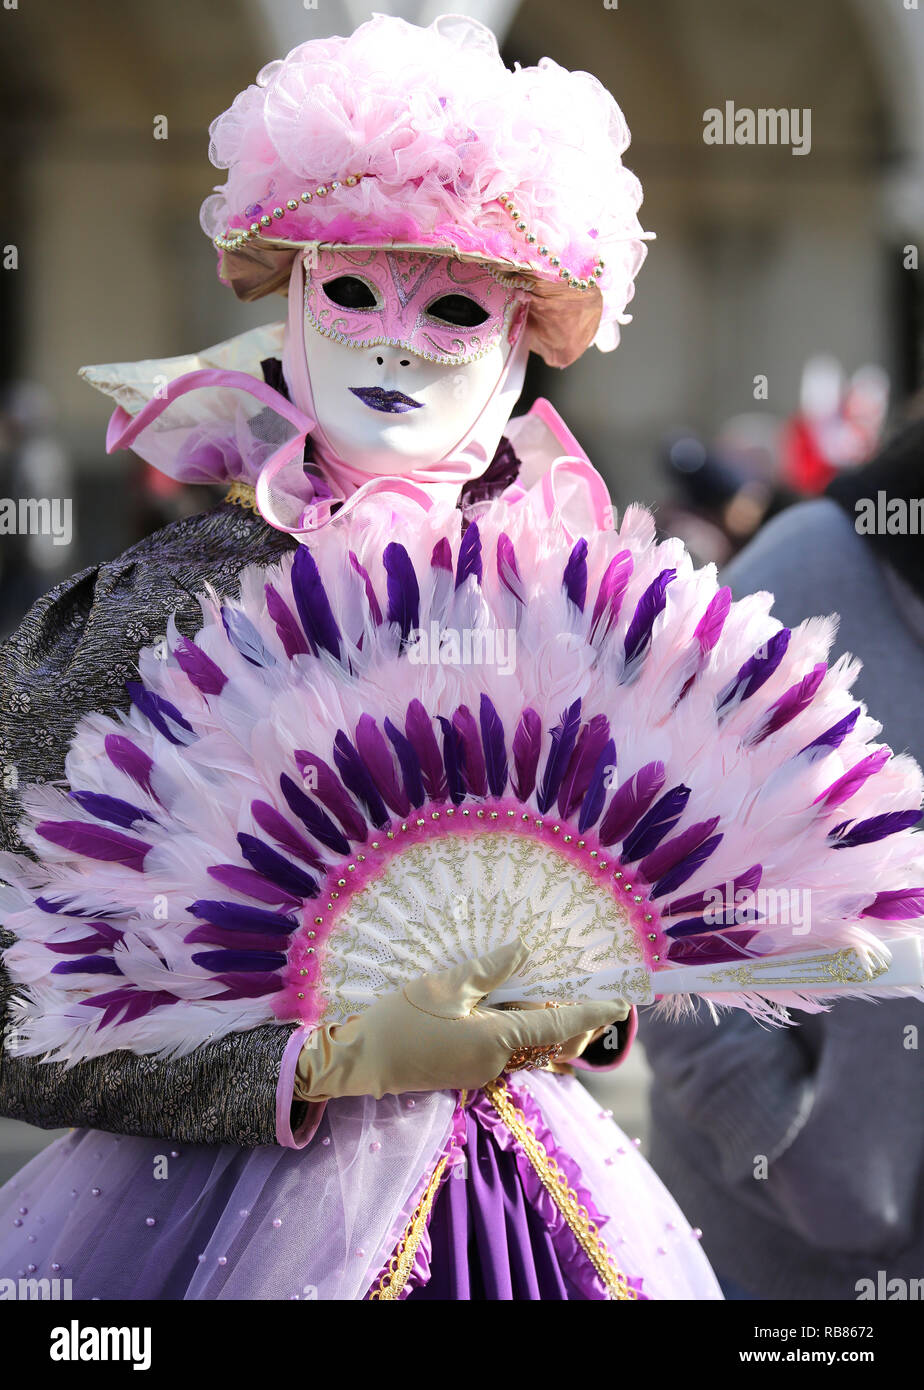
[294,940,628,1101]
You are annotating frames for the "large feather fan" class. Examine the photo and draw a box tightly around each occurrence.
[2,497,923,1063]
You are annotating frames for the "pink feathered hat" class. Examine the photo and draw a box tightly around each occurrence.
[201,12,652,368]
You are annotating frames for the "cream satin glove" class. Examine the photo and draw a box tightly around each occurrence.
[293,941,628,1102]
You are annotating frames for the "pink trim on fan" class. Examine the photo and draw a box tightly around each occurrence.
[275,796,665,1027]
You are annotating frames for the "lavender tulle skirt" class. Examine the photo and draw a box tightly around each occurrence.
[0,1072,721,1300]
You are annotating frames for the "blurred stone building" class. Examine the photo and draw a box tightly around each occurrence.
[1,0,922,540]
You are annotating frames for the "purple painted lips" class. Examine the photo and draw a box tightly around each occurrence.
[349,386,423,413]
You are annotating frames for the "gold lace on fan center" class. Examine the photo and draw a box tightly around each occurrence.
[306,827,653,1026]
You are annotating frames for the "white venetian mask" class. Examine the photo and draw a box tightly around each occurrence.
[295,247,531,477]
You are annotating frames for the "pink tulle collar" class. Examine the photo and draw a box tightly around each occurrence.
[101,340,614,542]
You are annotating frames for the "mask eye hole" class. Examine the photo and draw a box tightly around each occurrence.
[321,275,380,310]
[426,294,490,328]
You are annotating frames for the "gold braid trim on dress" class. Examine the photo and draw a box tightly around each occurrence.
[369,1083,637,1301]
[224,480,260,513]
[367,1153,451,1301]
[368,1089,469,1301]
[482,1078,638,1301]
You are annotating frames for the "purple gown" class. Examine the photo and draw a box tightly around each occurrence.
[0,1071,722,1300]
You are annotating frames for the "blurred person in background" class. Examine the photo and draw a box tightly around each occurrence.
[639,416,924,1300]
[782,355,890,497]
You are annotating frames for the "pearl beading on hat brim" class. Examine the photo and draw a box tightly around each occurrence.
[213,174,370,252]
[497,193,604,291]
[213,174,603,292]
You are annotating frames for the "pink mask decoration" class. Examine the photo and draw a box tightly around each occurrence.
[304,246,530,365]
[274,249,532,521]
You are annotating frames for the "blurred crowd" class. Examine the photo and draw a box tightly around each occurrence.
[656,354,892,566]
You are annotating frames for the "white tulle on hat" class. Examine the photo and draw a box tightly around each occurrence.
[200,12,653,367]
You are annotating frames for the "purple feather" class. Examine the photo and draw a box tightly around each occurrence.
[747,663,826,745]
[81,987,176,1029]
[577,739,616,833]
[104,734,157,798]
[621,785,691,862]
[665,864,762,919]
[814,749,891,807]
[666,930,758,964]
[511,708,542,801]
[68,791,156,829]
[51,956,122,976]
[598,762,666,847]
[431,538,452,572]
[265,583,311,659]
[221,605,277,668]
[694,587,732,654]
[250,800,326,871]
[174,637,228,695]
[355,714,410,817]
[332,731,390,828]
[557,715,610,821]
[349,551,383,625]
[664,910,758,939]
[211,974,284,999]
[35,897,114,919]
[36,820,151,872]
[184,924,292,952]
[861,887,924,920]
[45,926,123,953]
[479,694,508,798]
[293,752,367,842]
[125,682,195,745]
[590,550,633,644]
[640,818,720,888]
[191,949,286,973]
[453,705,488,797]
[455,523,482,589]
[622,569,676,673]
[497,533,525,607]
[207,863,301,906]
[384,718,425,808]
[279,773,353,854]
[650,833,723,899]
[405,701,448,802]
[383,542,420,641]
[800,707,861,760]
[437,716,465,804]
[829,809,922,848]
[188,900,298,935]
[563,539,588,612]
[675,590,734,703]
[717,629,791,713]
[537,700,582,814]
[291,547,342,660]
[236,833,319,900]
